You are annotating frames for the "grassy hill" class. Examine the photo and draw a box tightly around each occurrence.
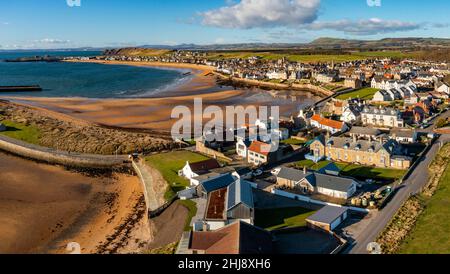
[103,47,173,57]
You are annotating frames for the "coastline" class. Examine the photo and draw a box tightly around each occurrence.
[1,59,322,132]
[63,59,218,96]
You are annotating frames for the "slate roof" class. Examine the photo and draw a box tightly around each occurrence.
[326,137,399,154]
[227,180,254,210]
[307,173,356,193]
[277,167,308,182]
[318,162,341,175]
[348,126,381,137]
[201,173,237,194]
[189,159,221,174]
[307,206,348,225]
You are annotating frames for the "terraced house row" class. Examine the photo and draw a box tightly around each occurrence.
[308,136,412,169]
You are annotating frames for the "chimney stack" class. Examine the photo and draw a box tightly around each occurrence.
[303,166,307,175]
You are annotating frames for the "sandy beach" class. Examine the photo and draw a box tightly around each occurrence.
[0,152,150,254]
[2,59,320,132]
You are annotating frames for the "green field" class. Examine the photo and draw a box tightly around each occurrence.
[336,88,380,100]
[206,50,411,63]
[145,151,210,199]
[296,160,405,181]
[0,120,41,145]
[398,162,450,253]
[255,207,316,231]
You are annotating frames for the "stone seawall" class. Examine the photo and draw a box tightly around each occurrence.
[213,72,334,97]
[0,135,128,169]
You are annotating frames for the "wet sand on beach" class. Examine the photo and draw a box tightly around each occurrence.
[2,60,320,132]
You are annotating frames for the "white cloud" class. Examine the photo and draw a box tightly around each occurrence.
[201,0,321,29]
[33,38,71,44]
[306,18,421,35]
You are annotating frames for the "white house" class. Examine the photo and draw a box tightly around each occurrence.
[310,114,349,134]
[437,83,450,95]
[341,106,361,124]
[179,159,221,183]
[236,137,252,158]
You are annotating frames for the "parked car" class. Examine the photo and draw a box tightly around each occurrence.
[252,169,263,177]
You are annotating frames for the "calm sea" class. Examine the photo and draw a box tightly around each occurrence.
[0,50,190,98]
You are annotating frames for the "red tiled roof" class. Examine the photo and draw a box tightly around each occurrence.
[189,222,273,254]
[189,159,221,172]
[311,114,344,130]
[248,141,272,156]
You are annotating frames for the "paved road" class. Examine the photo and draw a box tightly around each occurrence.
[132,159,160,211]
[345,135,450,254]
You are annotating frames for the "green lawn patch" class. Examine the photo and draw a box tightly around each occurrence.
[0,120,41,145]
[399,163,450,254]
[336,88,380,100]
[179,199,198,232]
[255,207,316,231]
[145,151,210,199]
[296,160,405,181]
[282,138,305,146]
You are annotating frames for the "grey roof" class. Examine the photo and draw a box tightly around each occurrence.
[305,173,356,192]
[227,179,254,210]
[318,162,341,175]
[390,129,416,138]
[361,106,399,116]
[307,206,348,225]
[277,167,308,182]
[349,126,381,136]
[327,136,399,154]
[201,173,237,193]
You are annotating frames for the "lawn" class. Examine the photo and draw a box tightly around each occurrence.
[296,160,406,181]
[398,163,450,254]
[145,151,210,199]
[255,207,316,231]
[0,119,41,145]
[336,88,380,100]
[179,199,198,231]
[281,138,306,146]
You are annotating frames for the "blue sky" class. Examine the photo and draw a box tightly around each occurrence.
[0,0,449,49]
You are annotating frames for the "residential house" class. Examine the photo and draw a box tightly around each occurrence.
[437,82,450,95]
[390,129,418,143]
[315,73,339,83]
[0,123,6,132]
[341,106,361,124]
[276,167,358,199]
[344,78,363,89]
[204,179,255,230]
[310,114,349,134]
[236,137,252,159]
[306,206,348,233]
[308,136,411,169]
[179,221,273,254]
[179,159,222,185]
[348,126,382,141]
[361,106,405,128]
[196,173,238,199]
